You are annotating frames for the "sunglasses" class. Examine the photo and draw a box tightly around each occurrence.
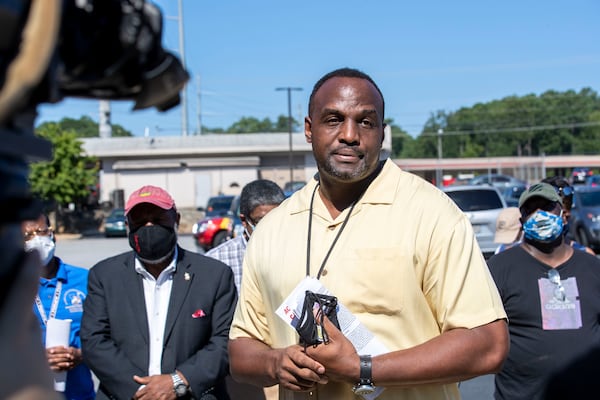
[547,269,566,302]
[23,227,53,242]
[555,186,573,198]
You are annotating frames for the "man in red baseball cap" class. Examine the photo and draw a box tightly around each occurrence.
[82,184,236,400]
[124,185,177,216]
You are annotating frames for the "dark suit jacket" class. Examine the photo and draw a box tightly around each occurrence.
[81,246,237,400]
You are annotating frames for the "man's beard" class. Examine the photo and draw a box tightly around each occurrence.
[320,155,369,181]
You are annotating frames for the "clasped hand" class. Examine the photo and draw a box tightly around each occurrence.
[133,374,176,400]
[276,313,358,391]
[46,345,82,372]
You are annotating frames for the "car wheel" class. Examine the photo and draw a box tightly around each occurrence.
[212,231,229,248]
[577,227,591,247]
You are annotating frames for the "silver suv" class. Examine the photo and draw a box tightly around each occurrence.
[442,185,507,258]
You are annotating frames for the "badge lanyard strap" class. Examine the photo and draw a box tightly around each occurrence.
[306,183,358,280]
[34,280,63,325]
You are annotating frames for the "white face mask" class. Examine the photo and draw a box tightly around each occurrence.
[243,220,256,240]
[24,235,56,266]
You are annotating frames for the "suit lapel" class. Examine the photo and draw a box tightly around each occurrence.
[122,255,150,345]
[164,248,193,343]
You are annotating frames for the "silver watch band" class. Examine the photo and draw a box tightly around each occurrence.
[171,372,184,386]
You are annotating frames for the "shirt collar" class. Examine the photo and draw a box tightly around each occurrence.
[54,257,68,281]
[40,257,67,285]
[134,247,178,280]
[288,158,397,214]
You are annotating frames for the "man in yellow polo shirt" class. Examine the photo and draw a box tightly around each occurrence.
[228,67,508,400]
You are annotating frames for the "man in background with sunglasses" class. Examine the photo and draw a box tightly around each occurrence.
[206,179,286,296]
[542,175,595,255]
[487,182,600,399]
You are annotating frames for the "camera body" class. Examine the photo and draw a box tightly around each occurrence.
[0,1,189,397]
[0,0,189,234]
[0,0,189,287]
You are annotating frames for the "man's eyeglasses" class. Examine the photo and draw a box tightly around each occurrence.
[547,269,566,302]
[23,227,53,242]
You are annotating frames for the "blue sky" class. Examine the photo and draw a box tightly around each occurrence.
[38,1,600,138]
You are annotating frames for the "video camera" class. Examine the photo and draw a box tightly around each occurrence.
[0,0,189,254]
[0,1,189,396]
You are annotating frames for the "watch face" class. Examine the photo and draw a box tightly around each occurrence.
[353,384,375,395]
[175,383,187,396]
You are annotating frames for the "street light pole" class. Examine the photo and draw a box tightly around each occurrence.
[437,129,444,187]
[276,87,302,185]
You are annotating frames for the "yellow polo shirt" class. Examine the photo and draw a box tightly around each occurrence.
[230,159,506,400]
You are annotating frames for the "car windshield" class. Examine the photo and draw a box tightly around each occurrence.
[445,190,504,211]
[207,197,233,211]
[578,191,600,207]
[109,209,125,218]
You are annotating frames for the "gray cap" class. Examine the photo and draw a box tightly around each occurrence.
[518,182,563,208]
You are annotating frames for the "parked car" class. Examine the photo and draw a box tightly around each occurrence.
[198,195,235,217]
[468,173,527,189]
[585,175,600,187]
[192,195,241,251]
[499,184,527,207]
[283,181,306,197]
[571,167,593,185]
[442,185,507,258]
[568,186,600,252]
[104,208,127,237]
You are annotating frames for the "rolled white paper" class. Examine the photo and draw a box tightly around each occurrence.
[46,318,72,392]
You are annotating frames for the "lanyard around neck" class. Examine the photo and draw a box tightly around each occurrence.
[35,280,63,325]
[306,183,358,279]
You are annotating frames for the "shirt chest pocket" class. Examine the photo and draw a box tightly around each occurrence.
[331,247,416,316]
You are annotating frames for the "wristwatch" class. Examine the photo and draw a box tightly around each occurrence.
[171,372,188,397]
[352,355,375,396]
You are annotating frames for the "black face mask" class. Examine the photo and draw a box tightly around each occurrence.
[129,225,177,263]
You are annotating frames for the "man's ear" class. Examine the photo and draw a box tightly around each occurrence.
[305,116,312,143]
[381,122,387,144]
[239,214,249,230]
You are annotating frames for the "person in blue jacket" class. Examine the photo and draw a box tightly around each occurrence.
[23,213,95,400]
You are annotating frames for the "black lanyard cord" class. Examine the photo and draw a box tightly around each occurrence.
[306,183,359,279]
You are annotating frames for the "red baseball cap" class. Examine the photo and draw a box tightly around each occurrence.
[125,185,176,215]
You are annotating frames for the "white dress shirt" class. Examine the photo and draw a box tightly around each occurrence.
[134,248,178,375]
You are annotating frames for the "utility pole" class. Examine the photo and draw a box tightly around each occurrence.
[196,74,202,135]
[276,87,302,185]
[177,0,188,136]
[99,100,111,138]
[437,129,444,187]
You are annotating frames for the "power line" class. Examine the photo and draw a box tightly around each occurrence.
[418,121,600,137]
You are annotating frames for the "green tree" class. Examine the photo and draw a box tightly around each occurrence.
[385,118,413,158]
[225,114,299,133]
[29,123,99,212]
[228,116,273,133]
[274,114,300,132]
[37,116,133,137]
[405,88,600,158]
[201,126,225,133]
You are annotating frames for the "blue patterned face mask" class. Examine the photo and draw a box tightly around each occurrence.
[523,210,564,243]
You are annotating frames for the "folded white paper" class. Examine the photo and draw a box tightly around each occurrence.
[276,277,387,399]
